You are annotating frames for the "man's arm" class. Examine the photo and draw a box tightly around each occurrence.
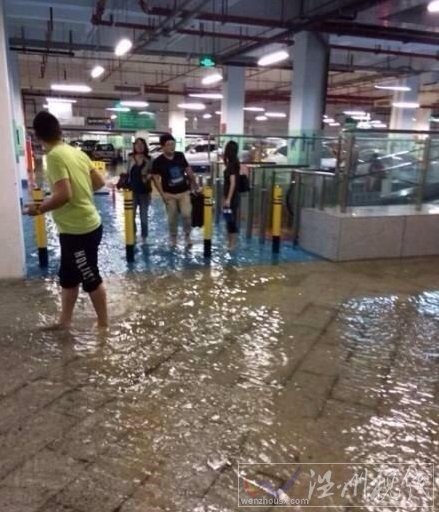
[152,174,166,201]
[27,179,72,215]
[185,166,199,191]
[90,168,106,191]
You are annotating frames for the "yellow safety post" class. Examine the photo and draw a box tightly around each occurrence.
[32,188,48,267]
[123,189,135,262]
[272,185,282,254]
[203,185,213,258]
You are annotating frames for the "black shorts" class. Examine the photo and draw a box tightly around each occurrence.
[59,225,103,293]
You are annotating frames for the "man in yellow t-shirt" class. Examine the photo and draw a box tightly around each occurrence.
[26,112,108,329]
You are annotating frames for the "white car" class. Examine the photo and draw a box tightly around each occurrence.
[263,143,336,170]
[185,141,218,171]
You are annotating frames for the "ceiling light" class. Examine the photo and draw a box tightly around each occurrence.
[106,107,130,112]
[110,114,117,120]
[91,65,105,79]
[139,111,154,115]
[352,115,370,121]
[115,38,132,57]
[374,84,411,92]
[329,122,341,127]
[46,97,77,103]
[265,112,287,118]
[202,73,223,85]
[258,49,289,66]
[51,84,92,93]
[203,113,212,119]
[244,106,265,112]
[323,118,335,123]
[120,100,149,108]
[430,117,439,122]
[427,0,439,13]
[178,102,206,110]
[392,102,420,109]
[255,115,268,121]
[215,111,221,115]
[42,104,49,108]
[185,117,189,122]
[344,110,366,116]
[189,93,223,99]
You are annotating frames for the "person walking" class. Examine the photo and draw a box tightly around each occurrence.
[152,134,198,248]
[26,111,108,329]
[127,137,152,244]
[223,140,241,250]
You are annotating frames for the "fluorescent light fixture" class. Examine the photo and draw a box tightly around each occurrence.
[244,106,265,112]
[427,0,439,13]
[42,104,49,108]
[202,73,223,85]
[265,112,287,118]
[374,84,411,92]
[46,97,77,103]
[139,111,154,115]
[115,38,132,57]
[106,107,130,112]
[203,113,212,119]
[255,115,268,121]
[352,115,370,121]
[215,111,221,115]
[185,117,189,122]
[91,65,105,79]
[51,84,92,93]
[344,110,366,116]
[258,49,289,66]
[329,122,341,127]
[120,100,149,108]
[323,118,335,123]
[178,102,206,110]
[370,119,384,124]
[110,114,117,120]
[189,92,223,99]
[392,102,420,109]
[430,117,439,123]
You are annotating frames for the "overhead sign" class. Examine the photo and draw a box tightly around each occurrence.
[199,55,216,68]
[87,117,110,126]
[116,112,156,131]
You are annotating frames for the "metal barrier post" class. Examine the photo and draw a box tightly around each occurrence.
[32,188,48,268]
[292,173,302,245]
[272,185,282,254]
[339,133,353,213]
[259,168,268,244]
[203,184,213,258]
[318,176,326,211]
[416,137,431,212]
[123,189,135,262]
[246,166,256,239]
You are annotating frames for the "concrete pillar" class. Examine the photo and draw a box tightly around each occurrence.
[389,76,419,131]
[414,109,431,132]
[288,31,329,166]
[221,66,245,135]
[0,0,26,278]
[7,46,27,190]
[168,93,185,152]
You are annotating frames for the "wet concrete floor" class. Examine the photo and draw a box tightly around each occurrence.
[0,257,438,511]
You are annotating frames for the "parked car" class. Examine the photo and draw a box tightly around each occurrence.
[81,140,98,158]
[262,143,337,170]
[93,143,118,164]
[185,141,218,172]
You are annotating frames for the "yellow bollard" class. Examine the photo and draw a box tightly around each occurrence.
[123,189,135,262]
[272,185,282,254]
[203,186,213,258]
[32,188,48,267]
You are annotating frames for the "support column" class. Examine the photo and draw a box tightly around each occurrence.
[7,43,27,191]
[389,76,419,131]
[221,66,245,136]
[168,93,185,152]
[288,31,329,166]
[0,0,25,278]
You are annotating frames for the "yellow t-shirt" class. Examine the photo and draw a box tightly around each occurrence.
[46,143,101,235]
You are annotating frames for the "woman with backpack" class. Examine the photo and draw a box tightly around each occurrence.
[223,140,241,250]
[126,137,152,244]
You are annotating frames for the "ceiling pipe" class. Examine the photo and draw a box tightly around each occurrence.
[331,44,439,61]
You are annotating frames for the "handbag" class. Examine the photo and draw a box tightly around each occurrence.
[116,172,130,190]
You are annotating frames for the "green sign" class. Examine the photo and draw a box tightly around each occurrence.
[199,55,216,68]
[116,112,156,131]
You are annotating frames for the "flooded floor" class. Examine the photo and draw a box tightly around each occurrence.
[0,257,438,511]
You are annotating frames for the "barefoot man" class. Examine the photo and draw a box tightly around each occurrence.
[26,111,108,329]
